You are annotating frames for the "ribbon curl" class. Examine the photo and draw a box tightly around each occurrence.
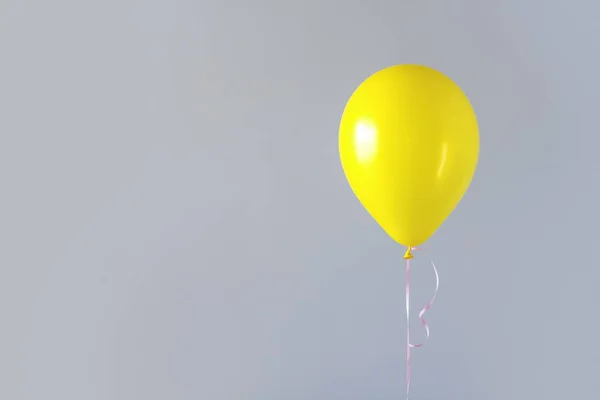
[404,247,440,399]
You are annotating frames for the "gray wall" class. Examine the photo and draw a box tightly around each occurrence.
[1,1,598,399]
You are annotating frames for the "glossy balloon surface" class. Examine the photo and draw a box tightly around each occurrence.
[339,65,479,246]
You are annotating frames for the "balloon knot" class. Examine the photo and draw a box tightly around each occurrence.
[404,247,414,260]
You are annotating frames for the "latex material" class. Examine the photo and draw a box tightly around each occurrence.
[339,65,479,247]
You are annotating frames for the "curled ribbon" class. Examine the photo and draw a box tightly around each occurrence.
[404,247,440,399]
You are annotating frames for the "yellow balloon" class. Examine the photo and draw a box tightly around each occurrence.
[339,65,479,247]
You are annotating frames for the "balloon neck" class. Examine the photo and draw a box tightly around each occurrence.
[404,247,414,260]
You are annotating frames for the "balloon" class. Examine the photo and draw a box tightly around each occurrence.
[339,65,479,247]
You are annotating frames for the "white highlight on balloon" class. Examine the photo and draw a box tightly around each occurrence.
[437,142,448,178]
[354,121,377,163]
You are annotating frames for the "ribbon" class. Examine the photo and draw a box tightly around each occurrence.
[404,247,439,399]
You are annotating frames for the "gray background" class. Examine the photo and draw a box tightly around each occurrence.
[1,0,598,399]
